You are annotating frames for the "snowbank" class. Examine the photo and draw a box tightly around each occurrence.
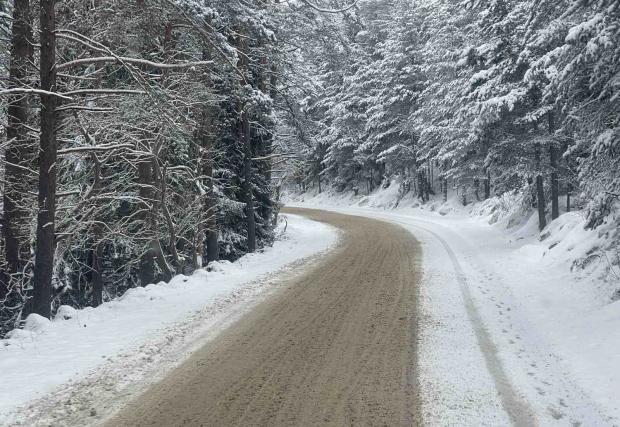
[0,214,338,425]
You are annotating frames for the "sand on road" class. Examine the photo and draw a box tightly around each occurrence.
[105,208,423,427]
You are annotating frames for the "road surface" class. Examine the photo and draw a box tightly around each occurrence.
[105,208,423,427]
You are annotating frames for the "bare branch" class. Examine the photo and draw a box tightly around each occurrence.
[56,56,213,71]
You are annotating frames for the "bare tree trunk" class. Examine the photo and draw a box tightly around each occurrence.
[202,127,219,264]
[535,144,547,231]
[197,108,219,265]
[484,169,491,199]
[443,177,448,202]
[242,110,256,252]
[137,161,155,286]
[92,232,104,307]
[549,112,559,220]
[155,161,182,274]
[2,0,34,297]
[238,34,256,253]
[566,183,571,213]
[90,156,104,307]
[31,0,58,318]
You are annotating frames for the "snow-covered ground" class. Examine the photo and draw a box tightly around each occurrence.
[288,185,620,426]
[0,214,338,426]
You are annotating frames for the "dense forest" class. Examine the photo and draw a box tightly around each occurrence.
[284,0,619,229]
[0,0,302,333]
[1,0,618,334]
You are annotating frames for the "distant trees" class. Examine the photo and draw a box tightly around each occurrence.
[0,0,281,333]
[286,0,619,232]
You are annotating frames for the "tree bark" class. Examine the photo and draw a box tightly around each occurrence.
[242,110,256,252]
[91,156,104,307]
[484,169,491,199]
[238,34,256,252]
[31,0,58,318]
[137,161,155,286]
[549,112,559,220]
[535,144,547,231]
[200,107,220,263]
[2,0,34,298]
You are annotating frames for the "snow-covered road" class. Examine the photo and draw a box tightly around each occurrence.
[289,202,619,426]
[0,214,338,426]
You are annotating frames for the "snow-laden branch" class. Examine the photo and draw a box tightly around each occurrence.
[0,88,74,101]
[61,89,146,97]
[56,56,213,71]
[58,144,135,155]
[298,0,359,13]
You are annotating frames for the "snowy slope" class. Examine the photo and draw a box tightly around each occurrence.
[0,214,338,426]
[288,187,619,426]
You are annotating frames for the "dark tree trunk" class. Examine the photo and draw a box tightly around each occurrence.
[549,113,559,220]
[202,110,219,264]
[417,172,424,201]
[535,144,547,231]
[566,183,571,213]
[256,57,274,228]
[242,110,256,252]
[31,0,58,318]
[443,177,448,202]
[137,161,155,286]
[92,233,104,307]
[429,162,433,191]
[90,157,104,307]
[238,34,256,253]
[484,169,491,199]
[550,145,559,220]
[2,0,34,298]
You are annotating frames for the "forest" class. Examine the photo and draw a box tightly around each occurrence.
[285,0,619,225]
[1,0,618,335]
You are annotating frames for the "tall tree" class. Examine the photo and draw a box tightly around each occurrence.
[2,0,34,297]
[31,0,58,318]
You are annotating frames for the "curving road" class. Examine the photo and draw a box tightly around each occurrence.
[105,208,423,427]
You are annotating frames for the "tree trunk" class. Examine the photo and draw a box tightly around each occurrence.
[417,172,424,201]
[202,109,219,264]
[566,183,571,213]
[137,161,155,286]
[443,177,448,202]
[242,110,256,252]
[92,232,104,307]
[549,112,559,220]
[31,0,58,318]
[535,144,547,231]
[91,156,104,307]
[484,169,491,199]
[238,34,256,252]
[2,0,34,298]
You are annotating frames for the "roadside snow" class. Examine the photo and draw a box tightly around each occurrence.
[0,214,338,426]
[288,185,619,426]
